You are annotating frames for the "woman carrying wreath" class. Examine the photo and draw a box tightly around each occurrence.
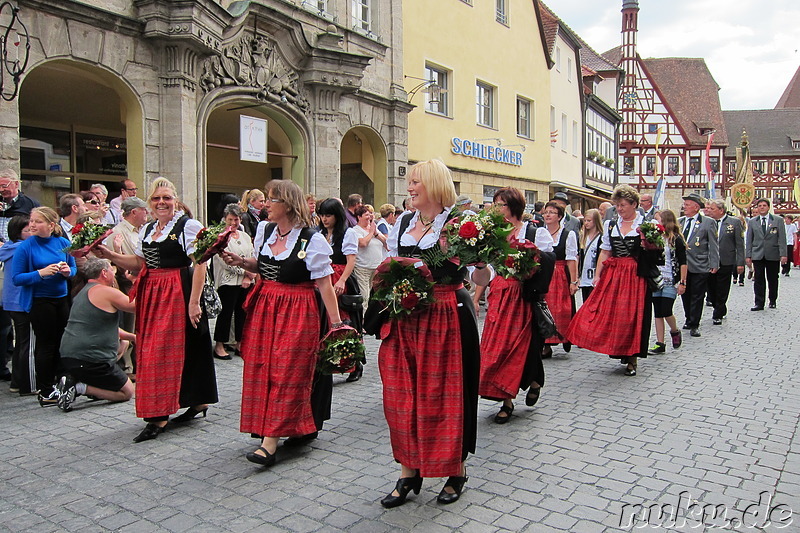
[376,159,480,508]
[565,185,653,376]
[541,201,579,357]
[95,177,218,442]
[473,187,556,424]
[316,198,364,382]
[222,180,342,467]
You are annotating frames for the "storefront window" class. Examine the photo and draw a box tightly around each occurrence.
[75,133,127,176]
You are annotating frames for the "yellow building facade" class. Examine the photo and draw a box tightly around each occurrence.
[403,0,552,207]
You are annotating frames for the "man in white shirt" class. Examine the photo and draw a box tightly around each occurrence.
[58,194,87,241]
[783,215,797,277]
[109,179,139,223]
[745,198,787,310]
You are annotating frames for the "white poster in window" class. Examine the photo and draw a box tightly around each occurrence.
[240,115,268,163]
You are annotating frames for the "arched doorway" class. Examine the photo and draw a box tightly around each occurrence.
[340,126,388,206]
[204,100,307,221]
[17,59,144,207]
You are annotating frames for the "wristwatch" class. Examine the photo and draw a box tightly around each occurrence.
[679,281,686,286]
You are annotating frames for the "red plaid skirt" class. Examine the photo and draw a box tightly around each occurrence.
[331,263,351,323]
[378,284,465,478]
[565,257,646,356]
[545,260,574,344]
[134,268,186,419]
[239,280,320,437]
[479,276,532,400]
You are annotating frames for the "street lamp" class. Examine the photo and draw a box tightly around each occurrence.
[404,75,446,104]
[1,1,30,101]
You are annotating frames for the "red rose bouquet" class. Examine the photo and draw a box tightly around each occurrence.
[637,221,666,250]
[441,209,514,266]
[317,325,366,374]
[494,236,541,280]
[370,257,435,318]
[64,222,114,258]
[191,222,234,264]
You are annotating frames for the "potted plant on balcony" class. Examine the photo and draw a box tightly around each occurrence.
[588,150,599,161]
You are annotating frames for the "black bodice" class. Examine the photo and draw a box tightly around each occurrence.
[141,215,192,269]
[610,235,641,258]
[256,225,316,283]
[396,211,466,285]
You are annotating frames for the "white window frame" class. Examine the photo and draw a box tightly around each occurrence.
[496,0,508,25]
[567,57,572,82]
[572,120,578,155]
[424,64,450,117]
[555,47,561,72]
[476,81,495,128]
[560,113,567,151]
[351,0,371,33]
[516,96,532,139]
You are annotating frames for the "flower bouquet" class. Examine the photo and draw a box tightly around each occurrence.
[371,257,435,318]
[64,222,114,258]
[441,209,514,266]
[494,236,541,280]
[317,325,366,374]
[191,222,234,264]
[637,221,666,250]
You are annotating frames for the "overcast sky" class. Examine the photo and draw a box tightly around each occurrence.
[549,0,800,110]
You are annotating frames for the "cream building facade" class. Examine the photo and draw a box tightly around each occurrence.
[1,0,409,220]
[402,0,552,208]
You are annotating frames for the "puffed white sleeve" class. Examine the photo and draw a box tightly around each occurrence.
[387,213,410,255]
[134,225,147,258]
[534,227,554,253]
[565,230,578,261]
[342,228,359,256]
[304,232,335,280]
[253,221,269,257]
[600,220,612,251]
[181,218,204,256]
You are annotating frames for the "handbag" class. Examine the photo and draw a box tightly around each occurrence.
[340,294,364,312]
[201,270,223,319]
[532,300,558,338]
[646,274,665,292]
[363,296,388,337]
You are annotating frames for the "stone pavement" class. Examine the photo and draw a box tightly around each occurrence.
[2,273,800,532]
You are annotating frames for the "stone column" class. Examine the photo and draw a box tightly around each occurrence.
[0,98,20,173]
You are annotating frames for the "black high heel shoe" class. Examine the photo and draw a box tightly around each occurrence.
[380,472,422,508]
[346,362,363,383]
[437,472,468,504]
[171,406,208,424]
[133,423,166,443]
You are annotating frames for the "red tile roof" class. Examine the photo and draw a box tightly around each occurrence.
[775,65,800,109]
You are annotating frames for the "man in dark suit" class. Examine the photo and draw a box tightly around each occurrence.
[704,200,744,324]
[745,198,787,310]
[550,192,581,236]
[678,193,719,337]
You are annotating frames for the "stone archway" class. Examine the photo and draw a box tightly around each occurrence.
[16,59,145,206]
[340,126,388,206]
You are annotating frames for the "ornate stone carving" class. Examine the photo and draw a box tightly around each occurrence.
[199,34,309,113]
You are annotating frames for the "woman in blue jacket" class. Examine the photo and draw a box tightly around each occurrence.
[11,207,76,405]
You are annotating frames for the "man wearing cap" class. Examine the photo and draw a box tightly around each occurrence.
[550,192,582,236]
[455,194,476,215]
[678,193,719,337]
[745,198,787,310]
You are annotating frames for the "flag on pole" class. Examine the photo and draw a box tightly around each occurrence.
[705,132,716,199]
[651,127,666,209]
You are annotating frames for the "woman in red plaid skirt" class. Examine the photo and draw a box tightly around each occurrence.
[565,185,652,376]
[542,202,579,357]
[376,159,480,508]
[222,180,342,468]
[474,187,556,424]
[97,177,218,443]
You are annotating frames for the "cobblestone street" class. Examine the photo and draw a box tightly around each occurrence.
[2,273,799,532]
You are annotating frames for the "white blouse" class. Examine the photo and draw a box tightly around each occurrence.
[600,214,644,251]
[388,207,454,255]
[342,227,359,256]
[134,211,202,258]
[550,226,578,260]
[253,221,334,280]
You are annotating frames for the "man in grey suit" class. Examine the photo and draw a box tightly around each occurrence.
[678,193,719,337]
[639,193,656,221]
[704,200,744,324]
[745,198,787,310]
[550,192,581,236]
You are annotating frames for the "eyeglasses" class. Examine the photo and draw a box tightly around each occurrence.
[150,196,174,202]
[267,197,285,203]
[88,200,100,205]
[125,187,139,192]
[0,182,15,189]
